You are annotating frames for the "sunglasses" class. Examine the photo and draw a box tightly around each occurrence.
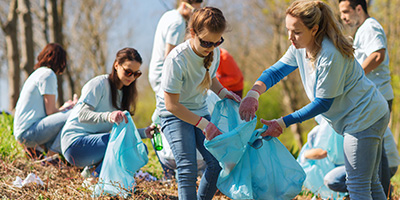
[123,68,142,78]
[248,136,273,149]
[248,125,272,149]
[198,36,224,48]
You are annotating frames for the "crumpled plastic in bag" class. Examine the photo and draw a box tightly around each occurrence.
[13,173,44,188]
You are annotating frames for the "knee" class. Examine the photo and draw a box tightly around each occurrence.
[324,175,347,193]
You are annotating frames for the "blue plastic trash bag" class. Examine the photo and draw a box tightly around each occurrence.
[94,111,148,197]
[205,99,306,200]
[297,116,346,199]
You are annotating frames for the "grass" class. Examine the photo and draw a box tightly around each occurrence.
[2,113,400,199]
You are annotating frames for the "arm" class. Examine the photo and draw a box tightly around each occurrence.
[261,97,334,137]
[164,92,203,125]
[256,61,297,92]
[282,97,334,127]
[164,43,177,59]
[304,148,328,160]
[43,94,60,115]
[362,48,385,74]
[78,103,111,124]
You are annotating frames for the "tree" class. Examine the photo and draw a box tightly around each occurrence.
[17,0,35,79]
[0,0,20,112]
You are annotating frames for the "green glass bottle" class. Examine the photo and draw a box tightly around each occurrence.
[152,125,163,151]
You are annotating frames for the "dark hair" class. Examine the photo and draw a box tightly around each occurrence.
[188,7,226,93]
[338,0,368,15]
[108,48,142,114]
[34,43,67,74]
[182,0,203,4]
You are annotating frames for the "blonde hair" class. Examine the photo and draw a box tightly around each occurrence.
[286,0,354,64]
[188,7,226,94]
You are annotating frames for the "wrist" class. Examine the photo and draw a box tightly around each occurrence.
[196,117,210,131]
[246,89,260,100]
[217,88,229,99]
[276,117,286,129]
[108,113,113,123]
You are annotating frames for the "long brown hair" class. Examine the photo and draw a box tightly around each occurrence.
[188,7,226,94]
[286,1,354,64]
[108,48,142,114]
[34,43,67,74]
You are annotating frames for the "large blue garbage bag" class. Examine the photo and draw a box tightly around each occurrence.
[205,99,306,200]
[94,112,148,197]
[297,116,346,199]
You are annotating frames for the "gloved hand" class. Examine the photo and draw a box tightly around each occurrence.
[145,124,159,139]
[204,122,222,140]
[108,110,128,125]
[195,117,222,140]
[217,88,241,103]
[239,90,260,121]
[260,118,286,137]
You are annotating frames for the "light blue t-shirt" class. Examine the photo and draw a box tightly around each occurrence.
[279,38,388,134]
[354,17,393,101]
[149,9,186,93]
[61,75,121,154]
[13,67,58,140]
[156,40,220,117]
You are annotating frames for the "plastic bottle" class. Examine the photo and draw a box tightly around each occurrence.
[152,125,163,151]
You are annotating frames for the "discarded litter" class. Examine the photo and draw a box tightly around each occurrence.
[13,173,44,188]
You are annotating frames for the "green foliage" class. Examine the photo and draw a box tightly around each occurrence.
[133,90,156,129]
[0,112,24,161]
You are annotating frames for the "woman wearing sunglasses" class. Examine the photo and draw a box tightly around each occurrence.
[239,1,389,199]
[156,7,241,200]
[60,47,148,179]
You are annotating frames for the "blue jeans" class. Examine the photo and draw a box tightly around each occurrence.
[19,109,71,153]
[341,112,390,200]
[161,115,221,200]
[324,147,395,197]
[64,133,110,175]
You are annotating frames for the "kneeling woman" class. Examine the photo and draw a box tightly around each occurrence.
[61,48,143,175]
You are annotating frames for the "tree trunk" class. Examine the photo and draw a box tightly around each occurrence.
[40,0,49,44]
[17,0,35,79]
[1,0,20,112]
[49,0,66,106]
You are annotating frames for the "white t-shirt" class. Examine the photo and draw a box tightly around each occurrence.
[156,39,220,117]
[354,17,393,101]
[14,67,58,140]
[61,75,121,154]
[149,9,186,93]
[280,37,388,134]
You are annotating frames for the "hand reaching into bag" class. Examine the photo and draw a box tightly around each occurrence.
[195,117,222,140]
[239,90,260,121]
[108,110,128,125]
[218,88,241,103]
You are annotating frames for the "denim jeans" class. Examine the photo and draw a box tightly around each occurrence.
[19,109,71,153]
[64,133,110,175]
[161,115,221,200]
[342,112,390,200]
[324,146,394,197]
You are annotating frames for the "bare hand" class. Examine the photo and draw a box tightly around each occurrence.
[145,124,159,139]
[304,148,328,160]
[109,110,128,124]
